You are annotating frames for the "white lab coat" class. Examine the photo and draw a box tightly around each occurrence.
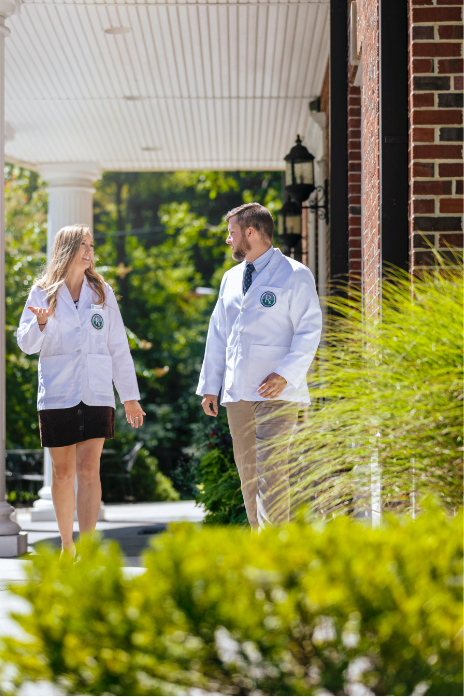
[17,277,140,411]
[196,248,322,405]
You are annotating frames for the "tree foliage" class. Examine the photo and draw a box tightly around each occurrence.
[5,166,47,448]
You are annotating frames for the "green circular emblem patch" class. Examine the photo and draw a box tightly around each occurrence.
[91,313,104,330]
[260,291,277,308]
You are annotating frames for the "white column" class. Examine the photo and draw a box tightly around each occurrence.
[31,164,101,521]
[39,164,102,258]
[315,158,328,299]
[0,0,28,556]
[305,112,327,297]
[307,190,317,279]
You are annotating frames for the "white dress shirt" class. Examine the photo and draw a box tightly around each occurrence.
[242,245,274,294]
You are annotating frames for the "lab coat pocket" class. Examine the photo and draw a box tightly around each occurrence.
[85,309,108,338]
[87,354,113,396]
[249,344,291,388]
[39,354,73,397]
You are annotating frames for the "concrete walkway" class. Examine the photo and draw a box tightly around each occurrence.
[11,500,205,565]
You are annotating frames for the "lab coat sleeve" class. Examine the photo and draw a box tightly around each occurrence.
[17,286,49,355]
[275,267,322,388]
[106,286,141,403]
[196,276,228,397]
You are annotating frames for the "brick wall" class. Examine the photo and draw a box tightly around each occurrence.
[348,84,362,283]
[357,0,381,316]
[320,62,331,291]
[348,2,362,285]
[409,0,463,269]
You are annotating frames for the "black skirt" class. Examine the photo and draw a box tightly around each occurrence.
[38,401,115,448]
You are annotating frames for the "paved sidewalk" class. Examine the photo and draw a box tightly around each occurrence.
[12,500,205,565]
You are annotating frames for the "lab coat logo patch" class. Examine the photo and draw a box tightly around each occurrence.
[260,291,276,307]
[91,313,104,330]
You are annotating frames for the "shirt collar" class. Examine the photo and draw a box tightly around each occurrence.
[246,246,274,273]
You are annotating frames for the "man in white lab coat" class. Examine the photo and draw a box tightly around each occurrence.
[197,202,322,529]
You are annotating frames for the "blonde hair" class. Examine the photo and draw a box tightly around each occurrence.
[35,224,106,316]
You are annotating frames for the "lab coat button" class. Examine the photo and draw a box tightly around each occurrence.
[76,349,81,353]
[75,327,80,332]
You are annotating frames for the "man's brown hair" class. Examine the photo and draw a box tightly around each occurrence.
[225,202,274,241]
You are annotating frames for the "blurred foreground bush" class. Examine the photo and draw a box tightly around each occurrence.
[1,503,462,696]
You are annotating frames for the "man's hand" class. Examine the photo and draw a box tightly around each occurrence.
[202,394,218,417]
[257,372,287,399]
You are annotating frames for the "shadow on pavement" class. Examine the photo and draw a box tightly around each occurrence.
[30,524,167,560]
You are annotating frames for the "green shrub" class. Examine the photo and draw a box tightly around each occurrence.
[1,503,462,696]
[131,448,179,503]
[6,490,39,506]
[195,411,247,525]
[101,448,179,503]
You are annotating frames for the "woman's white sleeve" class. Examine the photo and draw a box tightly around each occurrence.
[17,287,48,355]
[106,287,141,403]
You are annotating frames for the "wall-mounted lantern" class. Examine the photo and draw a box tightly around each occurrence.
[284,135,315,203]
[277,134,329,254]
[277,198,302,251]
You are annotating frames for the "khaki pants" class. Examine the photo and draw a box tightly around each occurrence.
[226,400,299,529]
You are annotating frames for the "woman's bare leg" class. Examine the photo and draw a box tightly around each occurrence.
[49,445,77,553]
[76,438,104,535]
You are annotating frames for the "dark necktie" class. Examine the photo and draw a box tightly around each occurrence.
[243,263,255,295]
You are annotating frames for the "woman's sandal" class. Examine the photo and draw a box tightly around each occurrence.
[60,545,78,562]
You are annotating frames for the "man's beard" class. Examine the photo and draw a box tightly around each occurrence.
[231,230,251,262]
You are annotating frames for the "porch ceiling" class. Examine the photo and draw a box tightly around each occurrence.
[6,0,329,172]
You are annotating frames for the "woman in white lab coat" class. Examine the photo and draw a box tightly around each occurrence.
[17,224,145,557]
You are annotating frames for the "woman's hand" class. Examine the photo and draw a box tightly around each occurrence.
[27,306,51,332]
[124,400,146,428]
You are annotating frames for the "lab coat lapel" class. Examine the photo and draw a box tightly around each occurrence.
[57,276,94,314]
[244,248,283,302]
[57,282,76,313]
[79,277,93,310]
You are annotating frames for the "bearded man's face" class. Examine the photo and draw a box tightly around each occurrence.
[226,217,251,262]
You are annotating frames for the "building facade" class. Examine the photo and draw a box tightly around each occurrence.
[304,0,463,303]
